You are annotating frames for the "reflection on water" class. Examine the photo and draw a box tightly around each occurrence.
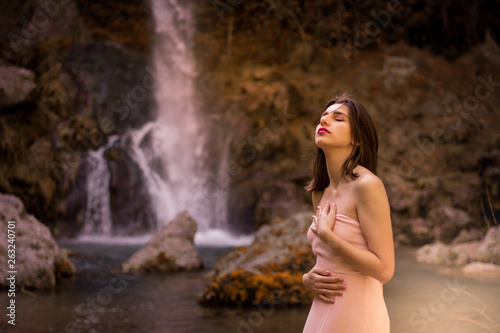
[1,244,499,333]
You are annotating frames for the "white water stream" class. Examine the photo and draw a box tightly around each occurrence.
[80,0,252,246]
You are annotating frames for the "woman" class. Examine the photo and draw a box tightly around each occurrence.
[302,93,394,332]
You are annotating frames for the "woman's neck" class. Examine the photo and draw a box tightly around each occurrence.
[324,147,353,189]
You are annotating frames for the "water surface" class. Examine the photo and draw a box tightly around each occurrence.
[2,243,499,333]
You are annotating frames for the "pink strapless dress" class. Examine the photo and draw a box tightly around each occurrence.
[302,214,390,333]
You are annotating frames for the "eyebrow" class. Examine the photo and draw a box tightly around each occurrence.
[321,110,348,118]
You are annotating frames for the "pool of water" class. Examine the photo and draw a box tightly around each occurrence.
[1,242,499,333]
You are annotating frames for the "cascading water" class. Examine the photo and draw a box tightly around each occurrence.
[80,0,253,246]
[138,0,215,230]
[82,136,118,236]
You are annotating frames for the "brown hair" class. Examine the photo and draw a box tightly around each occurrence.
[305,93,378,192]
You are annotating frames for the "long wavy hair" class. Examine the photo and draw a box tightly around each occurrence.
[306,93,378,192]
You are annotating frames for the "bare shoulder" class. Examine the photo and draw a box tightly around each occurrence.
[352,166,390,222]
[353,167,386,197]
[311,190,324,209]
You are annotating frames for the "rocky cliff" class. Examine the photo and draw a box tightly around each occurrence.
[0,0,499,245]
[192,0,500,243]
[0,0,156,236]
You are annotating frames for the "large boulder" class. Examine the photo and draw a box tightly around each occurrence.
[415,241,480,266]
[122,211,203,273]
[198,212,315,306]
[0,193,77,289]
[416,225,500,266]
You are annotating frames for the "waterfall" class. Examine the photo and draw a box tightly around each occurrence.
[79,0,253,246]
[143,0,212,228]
[82,136,119,236]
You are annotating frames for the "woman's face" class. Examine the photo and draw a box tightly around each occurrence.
[315,103,353,150]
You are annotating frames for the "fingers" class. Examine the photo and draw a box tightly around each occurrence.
[316,282,345,303]
[310,266,332,276]
[310,215,318,233]
[319,201,336,216]
[317,281,346,293]
[310,269,345,284]
[318,293,335,303]
[323,201,331,214]
[318,291,343,304]
[316,277,345,289]
[311,270,346,292]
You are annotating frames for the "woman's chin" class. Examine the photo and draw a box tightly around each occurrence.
[315,140,332,149]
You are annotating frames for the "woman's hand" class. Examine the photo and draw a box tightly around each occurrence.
[310,201,338,245]
[302,267,346,303]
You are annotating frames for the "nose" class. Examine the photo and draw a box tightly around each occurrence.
[320,115,328,126]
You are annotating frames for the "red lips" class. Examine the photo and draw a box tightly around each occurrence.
[317,127,330,134]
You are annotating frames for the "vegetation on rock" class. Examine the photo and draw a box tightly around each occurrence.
[199,212,315,306]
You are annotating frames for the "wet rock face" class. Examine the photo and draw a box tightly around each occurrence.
[0,0,155,236]
[0,44,157,235]
[122,210,202,273]
[0,193,77,290]
[64,43,157,133]
[105,146,156,235]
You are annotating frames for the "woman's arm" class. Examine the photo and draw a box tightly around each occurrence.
[303,190,346,303]
[315,176,395,283]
